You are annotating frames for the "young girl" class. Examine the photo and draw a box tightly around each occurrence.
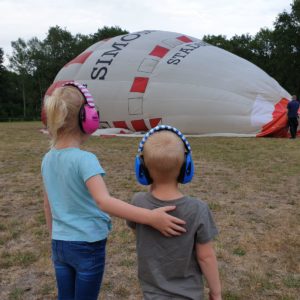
[41,82,186,300]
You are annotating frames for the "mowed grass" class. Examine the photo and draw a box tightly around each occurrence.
[0,121,299,300]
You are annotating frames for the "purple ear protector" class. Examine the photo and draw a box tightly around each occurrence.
[63,81,99,134]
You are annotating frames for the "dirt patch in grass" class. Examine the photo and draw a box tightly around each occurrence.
[0,122,299,299]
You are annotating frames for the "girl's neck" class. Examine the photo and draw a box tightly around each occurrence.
[54,134,85,149]
[150,181,183,201]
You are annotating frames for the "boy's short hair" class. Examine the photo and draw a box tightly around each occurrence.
[143,131,185,183]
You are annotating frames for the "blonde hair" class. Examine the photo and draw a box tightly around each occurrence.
[44,86,84,146]
[143,131,185,183]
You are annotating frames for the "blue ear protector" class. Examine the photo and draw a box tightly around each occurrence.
[135,125,194,185]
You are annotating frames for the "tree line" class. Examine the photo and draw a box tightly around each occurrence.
[0,1,299,121]
[203,0,300,99]
[0,26,128,120]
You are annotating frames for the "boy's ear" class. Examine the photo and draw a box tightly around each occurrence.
[135,155,153,185]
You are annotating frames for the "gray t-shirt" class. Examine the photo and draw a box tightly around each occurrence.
[127,192,218,300]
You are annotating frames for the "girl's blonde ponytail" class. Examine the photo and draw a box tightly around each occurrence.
[44,86,84,146]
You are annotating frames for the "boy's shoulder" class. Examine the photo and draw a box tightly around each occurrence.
[132,192,210,215]
[183,195,209,209]
[132,192,150,206]
[177,196,212,219]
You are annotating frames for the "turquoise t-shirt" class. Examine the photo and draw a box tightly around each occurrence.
[41,148,111,242]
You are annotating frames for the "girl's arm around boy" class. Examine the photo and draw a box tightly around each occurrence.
[86,174,186,237]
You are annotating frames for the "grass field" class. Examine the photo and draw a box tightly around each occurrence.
[0,122,299,300]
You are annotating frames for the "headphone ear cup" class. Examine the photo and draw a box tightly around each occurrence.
[78,105,86,132]
[135,155,152,185]
[178,153,194,184]
[79,104,99,134]
[177,158,186,184]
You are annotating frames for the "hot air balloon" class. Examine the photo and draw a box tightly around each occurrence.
[43,30,294,137]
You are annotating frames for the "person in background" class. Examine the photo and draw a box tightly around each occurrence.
[287,95,300,139]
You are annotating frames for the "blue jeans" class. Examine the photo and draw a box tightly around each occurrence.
[52,239,107,300]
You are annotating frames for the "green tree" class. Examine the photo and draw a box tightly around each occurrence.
[6,25,129,120]
[0,48,6,112]
[203,34,255,61]
[0,48,4,71]
[250,29,276,76]
[271,0,300,95]
[8,39,33,118]
[202,34,230,49]
[204,1,300,96]
[40,26,78,84]
[91,26,128,44]
[0,48,23,120]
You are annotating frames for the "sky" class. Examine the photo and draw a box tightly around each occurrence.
[0,0,292,65]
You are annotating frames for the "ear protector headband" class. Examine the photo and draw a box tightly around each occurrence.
[63,81,99,134]
[135,125,194,185]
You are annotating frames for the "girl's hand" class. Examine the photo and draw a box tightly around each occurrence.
[87,175,185,235]
[150,206,186,237]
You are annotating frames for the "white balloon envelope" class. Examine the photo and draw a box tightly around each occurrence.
[43,30,292,137]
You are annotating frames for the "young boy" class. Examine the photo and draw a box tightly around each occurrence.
[127,126,222,300]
